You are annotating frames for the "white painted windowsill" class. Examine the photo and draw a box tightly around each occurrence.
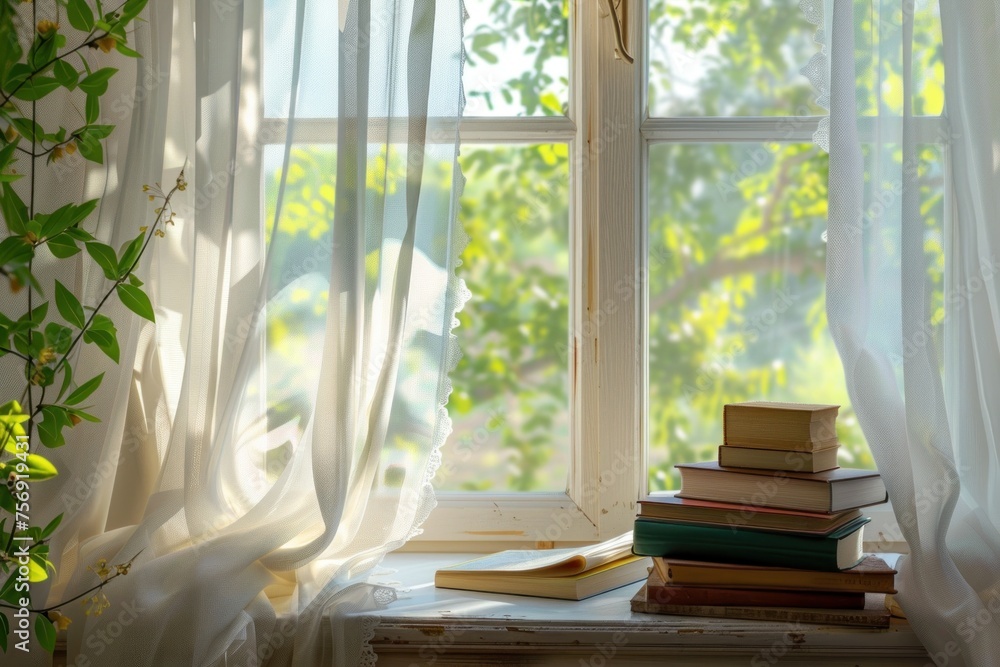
[367,553,930,666]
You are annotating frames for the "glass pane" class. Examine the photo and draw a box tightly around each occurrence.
[463,0,569,117]
[646,142,945,492]
[646,0,944,118]
[263,0,338,118]
[435,144,571,491]
[851,2,945,117]
[647,0,821,117]
[260,143,463,492]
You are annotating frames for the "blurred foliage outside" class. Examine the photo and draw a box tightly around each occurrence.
[262,0,946,493]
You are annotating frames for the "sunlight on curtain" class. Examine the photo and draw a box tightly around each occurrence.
[807,0,1000,663]
[32,0,467,664]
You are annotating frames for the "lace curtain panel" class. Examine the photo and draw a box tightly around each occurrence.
[810,0,1000,663]
[17,0,468,664]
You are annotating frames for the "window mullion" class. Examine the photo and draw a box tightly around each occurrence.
[577,0,643,540]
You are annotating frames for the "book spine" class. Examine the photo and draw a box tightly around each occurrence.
[645,585,864,609]
[665,571,897,594]
[632,519,847,571]
[631,600,890,629]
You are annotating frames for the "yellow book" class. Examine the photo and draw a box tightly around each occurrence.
[434,532,649,600]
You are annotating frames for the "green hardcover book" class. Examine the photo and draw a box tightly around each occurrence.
[632,515,870,572]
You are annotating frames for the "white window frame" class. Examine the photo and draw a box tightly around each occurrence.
[247,0,925,552]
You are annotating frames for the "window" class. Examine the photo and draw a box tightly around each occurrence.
[252,0,945,548]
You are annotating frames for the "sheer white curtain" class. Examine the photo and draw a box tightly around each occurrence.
[31,0,467,664]
[807,0,1000,663]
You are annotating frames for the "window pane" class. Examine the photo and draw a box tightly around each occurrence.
[463,0,569,117]
[263,0,338,118]
[260,143,463,492]
[435,144,571,492]
[646,141,945,491]
[646,0,944,118]
[647,143,849,490]
[647,0,821,117]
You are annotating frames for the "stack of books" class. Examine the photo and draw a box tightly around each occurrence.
[631,401,896,628]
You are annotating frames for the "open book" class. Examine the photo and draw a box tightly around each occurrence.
[434,532,648,600]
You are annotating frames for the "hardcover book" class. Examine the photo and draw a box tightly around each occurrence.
[723,401,840,451]
[718,444,840,473]
[632,515,869,571]
[631,569,892,629]
[644,581,864,609]
[652,554,898,594]
[637,495,863,535]
[675,461,887,513]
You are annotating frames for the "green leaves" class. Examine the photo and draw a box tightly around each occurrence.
[65,372,103,406]
[17,453,58,480]
[53,60,79,90]
[78,67,117,96]
[1,183,28,234]
[117,283,154,321]
[82,314,119,363]
[41,514,63,540]
[76,130,103,163]
[11,76,60,101]
[38,405,72,448]
[40,199,98,240]
[85,93,99,124]
[0,236,31,268]
[35,615,55,652]
[118,231,144,275]
[67,0,97,32]
[85,241,119,280]
[117,284,156,322]
[0,611,7,653]
[55,280,85,328]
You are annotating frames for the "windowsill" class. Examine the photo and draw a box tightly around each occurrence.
[52,553,928,666]
[367,552,930,666]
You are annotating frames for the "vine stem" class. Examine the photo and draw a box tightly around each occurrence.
[0,549,142,614]
[51,180,182,380]
[0,0,133,109]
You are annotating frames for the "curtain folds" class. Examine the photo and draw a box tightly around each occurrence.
[30,0,467,664]
[812,0,1000,663]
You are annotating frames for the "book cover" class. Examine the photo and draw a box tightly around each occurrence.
[654,554,897,594]
[676,461,887,512]
[723,401,840,422]
[632,515,869,571]
[637,495,863,535]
